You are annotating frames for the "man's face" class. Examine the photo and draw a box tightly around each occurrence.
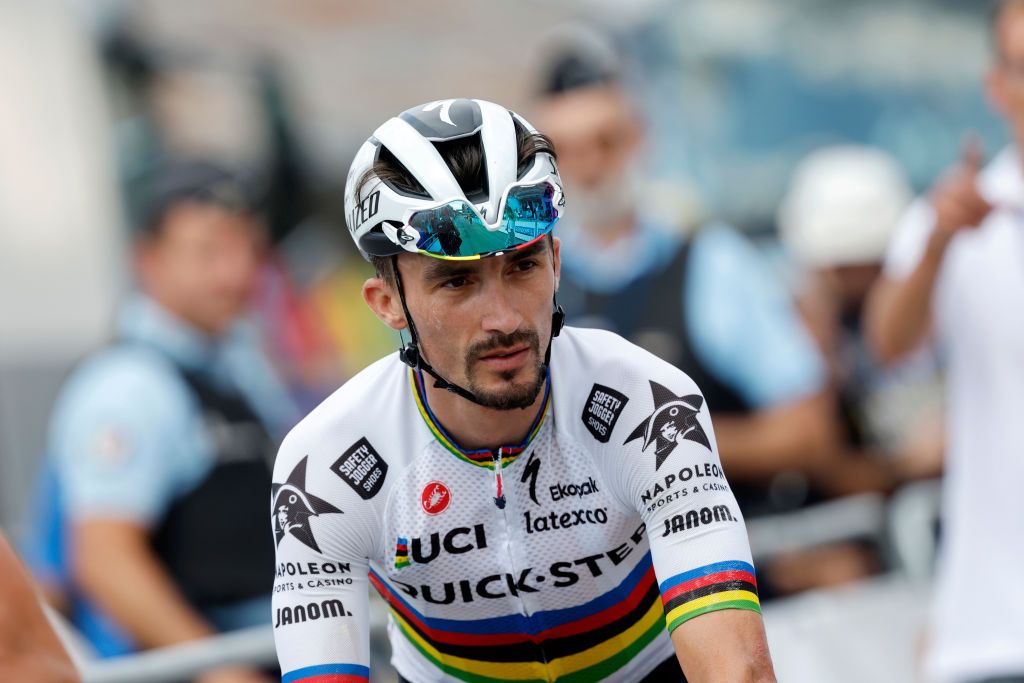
[990,4,1024,137]
[396,238,560,410]
[138,202,264,336]
[535,86,640,191]
[534,86,642,231]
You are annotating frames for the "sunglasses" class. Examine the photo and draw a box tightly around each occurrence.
[394,180,563,260]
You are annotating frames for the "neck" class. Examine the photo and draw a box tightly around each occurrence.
[420,373,548,451]
[148,291,227,339]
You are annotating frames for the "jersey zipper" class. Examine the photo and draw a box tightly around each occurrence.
[492,447,507,508]
[491,446,553,681]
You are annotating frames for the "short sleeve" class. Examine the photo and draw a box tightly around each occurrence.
[883,199,936,280]
[48,351,203,525]
[589,346,760,634]
[270,423,374,682]
[687,225,826,408]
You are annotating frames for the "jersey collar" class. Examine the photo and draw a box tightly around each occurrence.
[409,368,551,469]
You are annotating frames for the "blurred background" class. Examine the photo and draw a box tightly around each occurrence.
[0,0,1006,681]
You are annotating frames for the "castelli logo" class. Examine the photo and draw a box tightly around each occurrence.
[421,481,451,515]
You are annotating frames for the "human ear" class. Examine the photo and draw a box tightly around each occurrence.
[362,277,408,330]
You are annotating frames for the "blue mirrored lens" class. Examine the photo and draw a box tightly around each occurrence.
[408,202,508,257]
[408,182,559,258]
[502,183,558,243]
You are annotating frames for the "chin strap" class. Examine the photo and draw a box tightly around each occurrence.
[392,255,564,409]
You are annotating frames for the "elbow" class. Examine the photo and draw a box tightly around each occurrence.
[739,642,778,683]
[865,326,904,367]
[712,653,777,683]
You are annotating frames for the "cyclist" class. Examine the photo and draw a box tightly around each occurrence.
[271,98,775,682]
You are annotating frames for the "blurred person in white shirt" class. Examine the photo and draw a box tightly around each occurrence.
[866,2,1024,681]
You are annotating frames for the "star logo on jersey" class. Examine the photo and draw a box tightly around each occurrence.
[272,456,342,553]
[624,381,710,470]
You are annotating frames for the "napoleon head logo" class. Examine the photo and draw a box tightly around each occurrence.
[625,380,710,470]
[272,456,342,553]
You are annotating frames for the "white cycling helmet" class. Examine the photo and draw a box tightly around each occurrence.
[344,98,564,260]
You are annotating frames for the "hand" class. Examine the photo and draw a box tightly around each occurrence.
[929,136,993,247]
[195,665,275,683]
[891,414,944,482]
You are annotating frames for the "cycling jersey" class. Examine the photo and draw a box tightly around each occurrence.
[271,327,759,682]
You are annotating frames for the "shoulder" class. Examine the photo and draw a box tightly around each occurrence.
[690,223,760,271]
[52,345,189,429]
[685,224,775,309]
[551,327,703,446]
[274,352,416,508]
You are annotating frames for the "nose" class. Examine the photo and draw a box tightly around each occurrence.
[479,277,523,336]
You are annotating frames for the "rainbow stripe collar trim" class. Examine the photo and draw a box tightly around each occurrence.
[409,368,550,469]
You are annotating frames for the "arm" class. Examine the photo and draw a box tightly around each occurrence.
[73,521,272,683]
[686,226,837,480]
[865,143,991,364]
[0,533,80,683]
[671,609,775,682]
[866,235,951,364]
[598,354,775,680]
[271,440,373,683]
[72,519,215,647]
[712,392,836,480]
[52,359,271,682]
[864,233,947,364]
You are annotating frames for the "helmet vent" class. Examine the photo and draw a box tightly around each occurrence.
[432,132,488,204]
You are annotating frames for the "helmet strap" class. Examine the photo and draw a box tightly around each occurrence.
[391,255,564,408]
[393,256,485,405]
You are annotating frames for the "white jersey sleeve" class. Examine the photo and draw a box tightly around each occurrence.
[555,328,759,633]
[270,359,397,683]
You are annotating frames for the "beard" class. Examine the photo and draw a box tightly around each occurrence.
[564,161,642,235]
[464,329,547,410]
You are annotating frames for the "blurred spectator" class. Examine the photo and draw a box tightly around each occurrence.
[533,29,835,516]
[865,2,1024,680]
[0,532,80,683]
[778,145,944,492]
[531,27,879,599]
[26,160,297,682]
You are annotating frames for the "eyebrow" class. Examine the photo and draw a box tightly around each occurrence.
[506,239,549,263]
[419,238,550,283]
[421,259,478,283]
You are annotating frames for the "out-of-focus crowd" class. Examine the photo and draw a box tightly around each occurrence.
[3,2,1024,683]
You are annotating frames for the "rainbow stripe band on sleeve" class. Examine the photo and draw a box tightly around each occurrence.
[659,560,760,632]
[282,663,370,683]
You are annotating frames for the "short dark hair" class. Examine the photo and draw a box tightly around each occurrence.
[133,159,264,239]
[358,124,557,287]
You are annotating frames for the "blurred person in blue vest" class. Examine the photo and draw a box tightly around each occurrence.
[27,160,298,683]
[532,31,840,540]
[866,2,1024,681]
[779,146,944,491]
